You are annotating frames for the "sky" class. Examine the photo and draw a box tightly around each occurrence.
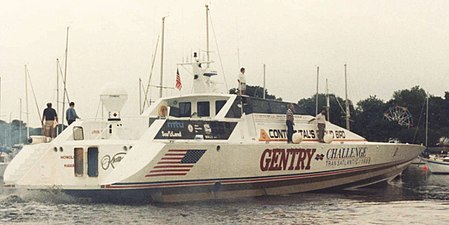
[1,0,449,127]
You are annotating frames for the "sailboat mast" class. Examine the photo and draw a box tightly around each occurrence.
[344,64,350,130]
[56,59,60,120]
[19,98,22,143]
[24,65,29,139]
[263,64,266,99]
[159,17,166,98]
[206,4,210,66]
[425,94,429,146]
[139,78,142,114]
[62,27,69,127]
[326,78,330,121]
[315,66,319,115]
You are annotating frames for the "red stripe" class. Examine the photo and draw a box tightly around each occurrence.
[165,154,186,156]
[149,169,191,173]
[107,163,387,189]
[154,165,193,168]
[145,173,187,177]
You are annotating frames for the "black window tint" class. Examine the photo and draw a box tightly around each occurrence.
[225,97,242,118]
[197,101,210,117]
[179,102,191,117]
[215,100,227,114]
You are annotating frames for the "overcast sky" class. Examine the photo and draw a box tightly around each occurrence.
[1,0,449,127]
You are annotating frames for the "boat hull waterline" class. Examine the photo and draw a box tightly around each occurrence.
[5,138,424,203]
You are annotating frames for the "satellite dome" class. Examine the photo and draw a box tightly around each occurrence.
[100,82,128,120]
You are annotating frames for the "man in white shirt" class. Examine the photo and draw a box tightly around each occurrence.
[238,67,246,95]
[309,108,327,143]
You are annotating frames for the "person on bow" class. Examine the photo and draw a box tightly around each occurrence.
[309,108,327,143]
[286,104,295,143]
[41,102,58,142]
[238,67,246,96]
[66,102,80,125]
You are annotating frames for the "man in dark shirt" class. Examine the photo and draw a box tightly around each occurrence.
[66,102,80,125]
[286,104,295,143]
[41,103,58,142]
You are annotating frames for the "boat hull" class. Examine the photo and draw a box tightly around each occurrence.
[423,158,449,174]
[4,131,425,203]
[29,155,415,203]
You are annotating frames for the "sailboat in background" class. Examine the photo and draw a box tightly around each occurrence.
[421,94,449,173]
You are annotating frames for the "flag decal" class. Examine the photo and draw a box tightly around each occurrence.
[145,149,206,177]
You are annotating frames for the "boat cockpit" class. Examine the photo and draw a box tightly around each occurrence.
[148,94,306,121]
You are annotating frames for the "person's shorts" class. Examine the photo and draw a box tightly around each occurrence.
[240,83,246,91]
[44,121,55,130]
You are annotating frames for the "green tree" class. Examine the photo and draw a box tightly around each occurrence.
[229,85,281,100]
[297,93,354,128]
[352,95,394,141]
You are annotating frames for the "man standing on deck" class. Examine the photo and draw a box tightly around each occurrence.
[41,103,58,142]
[66,102,80,125]
[308,108,327,143]
[238,67,246,96]
[286,104,295,143]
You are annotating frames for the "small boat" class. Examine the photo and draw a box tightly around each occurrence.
[422,154,449,174]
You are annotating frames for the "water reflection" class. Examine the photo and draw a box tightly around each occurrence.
[1,165,449,224]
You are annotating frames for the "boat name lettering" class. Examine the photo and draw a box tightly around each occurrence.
[267,129,345,139]
[60,155,73,159]
[101,152,127,170]
[325,157,371,166]
[326,147,367,159]
[64,164,74,167]
[161,131,182,137]
[166,121,185,129]
[260,148,316,171]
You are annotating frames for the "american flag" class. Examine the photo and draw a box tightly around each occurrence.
[175,68,182,90]
[145,149,206,177]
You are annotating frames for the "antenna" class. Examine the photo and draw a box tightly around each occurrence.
[345,64,350,130]
[315,66,319,115]
[206,4,210,67]
[62,27,69,128]
[263,64,266,99]
[159,17,166,98]
[326,78,330,121]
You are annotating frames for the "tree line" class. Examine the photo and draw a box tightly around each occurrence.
[232,85,449,146]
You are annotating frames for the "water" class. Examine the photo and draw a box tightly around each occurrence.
[1,165,449,224]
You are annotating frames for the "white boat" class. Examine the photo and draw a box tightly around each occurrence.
[3,57,425,202]
[4,6,425,202]
[422,154,449,174]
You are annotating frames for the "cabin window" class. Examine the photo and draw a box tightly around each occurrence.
[179,102,191,117]
[73,126,84,140]
[215,100,227,114]
[225,97,242,118]
[87,147,98,177]
[197,101,210,117]
[148,117,157,127]
[74,148,84,177]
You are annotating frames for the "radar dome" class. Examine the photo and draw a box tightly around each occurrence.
[100,82,128,120]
